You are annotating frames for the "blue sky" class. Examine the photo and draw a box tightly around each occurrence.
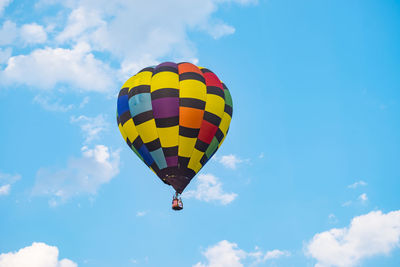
[1,0,400,266]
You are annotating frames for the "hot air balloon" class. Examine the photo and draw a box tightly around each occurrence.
[116,62,233,210]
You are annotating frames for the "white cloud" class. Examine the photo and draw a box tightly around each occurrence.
[2,0,256,92]
[33,145,120,205]
[358,193,368,203]
[53,0,207,74]
[0,21,47,46]
[136,211,147,217]
[0,184,10,196]
[263,249,290,260]
[306,210,400,267]
[183,173,237,205]
[53,0,254,72]
[33,95,74,112]
[216,154,245,169]
[0,20,17,45]
[348,180,367,189]
[70,115,108,143]
[0,242,77,267]
[194,240,246,267]
[0,171,21,196]
[0,0,12,16]
[206,22,235,39]
[20,23,47,44]
[56,6,105,43]
[0,42,114,92]
[0,47,12,64]
[193,240,289,267]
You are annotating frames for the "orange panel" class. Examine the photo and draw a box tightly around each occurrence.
[178,62,203,75]
[179,107,204,128]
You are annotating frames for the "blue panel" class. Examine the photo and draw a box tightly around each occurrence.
[129,93,152,117]
[138,145,154,166]
[150,148,167,170]
[117,95,130,116]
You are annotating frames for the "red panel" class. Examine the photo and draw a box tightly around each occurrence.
[198,120,218,144]
[203,72,223,88]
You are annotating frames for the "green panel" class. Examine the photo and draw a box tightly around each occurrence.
[205,137,219,158]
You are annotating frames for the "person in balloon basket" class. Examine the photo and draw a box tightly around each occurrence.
[172,192,183,210]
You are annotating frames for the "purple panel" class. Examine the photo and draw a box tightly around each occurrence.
[157,62,178,69]
[166,156,178,167]
[152,97,179,118]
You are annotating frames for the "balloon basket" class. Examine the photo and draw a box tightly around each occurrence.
[172,193,183,211]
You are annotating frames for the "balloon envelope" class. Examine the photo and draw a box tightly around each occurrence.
[117,62,233,193]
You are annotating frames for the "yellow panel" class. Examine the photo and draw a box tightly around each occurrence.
[151,72,179,91]
[219,114,232,134]
[217,113,232,149]
[137,70,152,80]
[179,80,207,99]
[118,123,128,142]
[178,137,196,158]
[121,75,137,89]
[205,94,225,117]
[192,163,202,173]
[122,119,139,143]
[188,149,203,172]
[157,126,179,147]
[135,120,159,143]
[136,71,153,85]
[126,71,153,92]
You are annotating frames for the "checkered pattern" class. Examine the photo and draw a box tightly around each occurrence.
[117,62,233,193]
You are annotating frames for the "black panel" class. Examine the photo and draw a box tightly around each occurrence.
[180,98,206,110]
[203,111,222,126]
[179,126,200,138]
[207,86,225,99]
[178,156,190,168]
[145,138,161,152]
[139,67,154,73]
[200,154,207,166]
[162,146,178,157]
[200,68,212,74]
[126,138,132,147]
[128,85,150,98]
[179,72,206,84]
[153,66,179,75]
[181,168,196,180]
[132,110,153,125]
[215,128,224,142]
[224,104,233,117]
[118,87,129,97]
[155,116,179,128]
[119,111,131,125]
[151,88,179,100]
[150,162,161,175]
[195,140,209,152]
[132,136,144,150]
